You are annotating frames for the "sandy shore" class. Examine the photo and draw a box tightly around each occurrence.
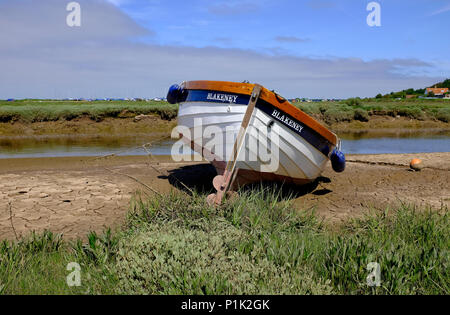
[0,153,449,240]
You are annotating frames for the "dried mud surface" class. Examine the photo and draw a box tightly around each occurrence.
[0,153,448,240]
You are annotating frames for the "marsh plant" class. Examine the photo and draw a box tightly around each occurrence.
[0,98,449,124]
[0,188,448,294]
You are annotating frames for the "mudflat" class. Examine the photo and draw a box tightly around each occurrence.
[0,153,448,240]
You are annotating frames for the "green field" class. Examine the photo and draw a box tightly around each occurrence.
[0,98,449,124]
[294,98,450,123]
[0,100,178,123]
[1,188,448,295]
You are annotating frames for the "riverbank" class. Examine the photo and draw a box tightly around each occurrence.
[0,153,448,241]
[0,115,449,139]
[0,99,449,138]
[0,116,177,137]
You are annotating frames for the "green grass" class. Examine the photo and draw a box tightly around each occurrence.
[0,189,448,295]
[0,230,117,294]
[0,100,178,123]
[1,98,449,124]
[294,98,450,123]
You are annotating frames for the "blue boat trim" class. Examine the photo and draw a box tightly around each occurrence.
[184,89,250,105]
[184,89,333,157]
[255,101,332,157]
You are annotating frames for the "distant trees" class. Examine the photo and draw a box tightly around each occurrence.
[345,98,361,106]
[434,79,450,89]
[415,88,425,95]
[372,78,449,100]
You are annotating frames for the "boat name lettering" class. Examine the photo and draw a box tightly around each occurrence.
[207,93,238,103]
[271,109,304,133]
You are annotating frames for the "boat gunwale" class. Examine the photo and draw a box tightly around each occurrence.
[182,80,338,146]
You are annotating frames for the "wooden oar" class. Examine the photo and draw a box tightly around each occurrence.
[207,84,262,206]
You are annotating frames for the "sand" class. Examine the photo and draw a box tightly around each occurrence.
[0,153,448,240]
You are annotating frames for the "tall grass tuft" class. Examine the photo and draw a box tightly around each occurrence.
[0,189,448,295]
[116,188,333,294]
[117,190,448,295]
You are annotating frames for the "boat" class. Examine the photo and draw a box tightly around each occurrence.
[167,81,345,205]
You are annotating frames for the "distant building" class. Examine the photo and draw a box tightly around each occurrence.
[425,87,449,96]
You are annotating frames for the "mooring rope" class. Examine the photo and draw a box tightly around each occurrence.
[347,159,450,171]
[102,166,162,196]
[346,159,406,168]
[83,136,195,195]
[85,135,168,162]
[141,142,195,195]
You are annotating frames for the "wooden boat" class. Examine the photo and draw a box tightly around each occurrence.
[167,81,345,205]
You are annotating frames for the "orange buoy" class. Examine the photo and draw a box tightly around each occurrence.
[410,158,423,171]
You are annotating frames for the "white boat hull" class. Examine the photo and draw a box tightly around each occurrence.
[177,100,330,184]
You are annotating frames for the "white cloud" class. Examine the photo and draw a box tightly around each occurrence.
[105,0,127,6]
[0,0,444,99]
[429,3,450,16]
[274,36,310,43]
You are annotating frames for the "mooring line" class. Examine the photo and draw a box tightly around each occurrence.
[346,159,406,168]
[141,143,195,195]
[347,159,450,171]
[102,166,162,196]
[85,135,169,162]
[79,137,170,196]
[84,135,194,196]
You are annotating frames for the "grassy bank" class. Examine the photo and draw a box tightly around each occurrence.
[294,98,450,124]
[1,188,448,295]
[1,99,449,125]
[0,100,178,123]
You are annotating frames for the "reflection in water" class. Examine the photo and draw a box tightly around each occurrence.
[339,130,450,154]
[0,135,174,158]
[0,131,449,158]
[339,129,450,140]
[341,136,450,154]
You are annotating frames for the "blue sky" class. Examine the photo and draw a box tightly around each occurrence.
[115,0,450,64]
[0,0,449,99]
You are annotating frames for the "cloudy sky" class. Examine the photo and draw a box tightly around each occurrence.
[0,0,449,99]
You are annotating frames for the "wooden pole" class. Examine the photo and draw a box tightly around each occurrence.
[207,84,262,205]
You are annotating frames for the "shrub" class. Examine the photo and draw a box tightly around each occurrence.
[323,107,353,123]
[435,108,450,123]
[114,219,333,295]
[353,108,369,122]
[345,98,361,107]
[397,107,426,120]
